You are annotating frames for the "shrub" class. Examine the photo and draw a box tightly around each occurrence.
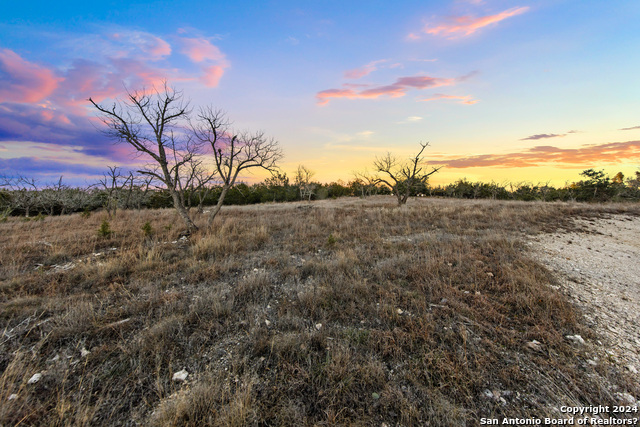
[98,220,112,238]
[142,221,153,237]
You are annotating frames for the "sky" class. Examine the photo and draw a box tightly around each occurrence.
[1,0,640,187]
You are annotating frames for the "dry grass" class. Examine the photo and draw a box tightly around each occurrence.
[1,196,639,426]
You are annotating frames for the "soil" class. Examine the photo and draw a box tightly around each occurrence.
[529,214,640,392]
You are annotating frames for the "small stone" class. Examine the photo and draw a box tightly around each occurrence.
[27,373,42,385]
[265,319,271,327]
[525,340,543,352]
[482,389,494,400]
[172,369,188,382]
[565,335,585,345]
[486,272,494,277]
[371,392,380,400]
[587,359,598,366]
[315,323,322,330]
[626,365,638,374]
[396,308,403,315]
[80,347,90,358]
[8,394,18,401]
[615,392,637,405]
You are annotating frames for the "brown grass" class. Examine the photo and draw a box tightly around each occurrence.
[0,197,638,426]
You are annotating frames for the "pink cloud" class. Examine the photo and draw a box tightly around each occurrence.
[181,37,225,63]
[201,65,226,87]
[344,60,387,79]
[0,49,61,103]
[317,74,462,105]
[109,31,172,60]
[432,141,640,169]
[415,6,529,39]
[420,93,478,104]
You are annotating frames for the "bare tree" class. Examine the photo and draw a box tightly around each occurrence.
[373,142,441,206]
[90,84,201,232]
[294,165,316,201]
[352,169,378,197]
[95,166,133,218]
[192,108,283,226]
[2,175,40,217]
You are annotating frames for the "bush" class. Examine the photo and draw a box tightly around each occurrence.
[98,220,112,238]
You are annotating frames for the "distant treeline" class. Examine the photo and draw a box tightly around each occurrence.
[1,168,639,218]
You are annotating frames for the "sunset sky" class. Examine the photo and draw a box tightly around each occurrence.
[1,0,640,187]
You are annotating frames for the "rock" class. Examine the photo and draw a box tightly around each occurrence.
[315,323,322,330]
[27,373,42,385]
[525,340,543,352]
[172,369,188,382]
[396,308,403,315]
[615,392,637,405]
[626,365,638,374]
[264,319,271,327]
[371,392,380,400]
[482,389,494,400]
[80,347,90,358]
[8,394,18,401]
[565,335,585,345]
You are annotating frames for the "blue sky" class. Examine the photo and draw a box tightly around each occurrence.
[1,0,640,186]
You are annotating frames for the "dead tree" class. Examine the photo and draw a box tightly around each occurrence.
[295,165,316,201]
[90,84,201,232]
[96,166,132,218]
[192,107,283,226]
[373,142,441,206]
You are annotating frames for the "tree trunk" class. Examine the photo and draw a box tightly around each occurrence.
[170,190,198,232]
[207,184,230,227]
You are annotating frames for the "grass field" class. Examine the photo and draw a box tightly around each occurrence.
[1,196,639,426]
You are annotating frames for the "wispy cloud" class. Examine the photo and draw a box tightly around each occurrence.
[397,116,423,124]
[344,59,387,79]
[520,133,565,141]
[431,141,640,168]
[619,125,640,131]
[420,93,478,105]
[317,74,472,105]
[179,37,229,87]
[409,6,529,40]
[520,130,580,141]
[0,49,62,103]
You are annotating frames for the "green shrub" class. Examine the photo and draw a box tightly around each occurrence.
[98,220,112,238]
[142,221,154,237]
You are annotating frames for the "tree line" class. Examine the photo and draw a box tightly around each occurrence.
[2,167,639,221]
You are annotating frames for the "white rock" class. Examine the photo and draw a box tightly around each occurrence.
[615,392,637,405]
[565,335,585,345]
[525,340,543,352]
[265,319,271,327]
[315,323,322,330]
[626,365,638,374]
[27,373,42,384]
[172,369,188,382]
[80,347,90,358]
[396,308,403,315]
[8,394,18,401]
[481,389,494,400]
